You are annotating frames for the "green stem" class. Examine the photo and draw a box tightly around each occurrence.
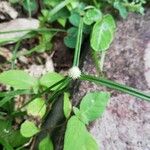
[73,17,84,67]
[27,0,31,18]
[48,0,73,19]
[80,74,150,102]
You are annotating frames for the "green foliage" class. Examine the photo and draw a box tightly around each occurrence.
[83,7,102,25]
[20,120,40,138]
[0,70,38,91]
[1,0,149,149]
[39,135,54,150]
[64,116,98,150]
[64,27,78,48]
[26,98,46,118]
[73,92,110,124]
[40,72,64,90]
[90,14,116,51]
[63,92,72,118]
[0,119,29,148]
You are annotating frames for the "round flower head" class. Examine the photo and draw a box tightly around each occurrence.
[68,66,81,80]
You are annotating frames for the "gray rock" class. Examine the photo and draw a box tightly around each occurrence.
[73,9,150,150]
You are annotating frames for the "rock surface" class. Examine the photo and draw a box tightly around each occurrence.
[73,9,150,150]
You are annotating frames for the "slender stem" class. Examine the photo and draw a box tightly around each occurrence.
[73,17,84,67]
[49,0,73,18]
[80,74,150,102]
[27,0,31,18]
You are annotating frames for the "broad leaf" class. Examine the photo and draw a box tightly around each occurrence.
[39,135,54,150]
[90,14,116,51]
[64,116,98,150]
[26,98,46,118]
[0,119,29,148]
[79,92,110,123]
[20,120,40,138]
[69,12,80,27]
[40,72,64,91]
[64,27,78,48]
[0,70,38,90]
[83,8,102,25]
[63,92,72,118]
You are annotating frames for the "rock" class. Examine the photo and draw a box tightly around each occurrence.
[144,42,150,88]
[0,1,18,19]
[0,18,39,44]
[73,9,150,149]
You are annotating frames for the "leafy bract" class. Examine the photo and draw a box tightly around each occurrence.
[39,135,54,150]
[0,70,38,90]
[40,72,64,91]
[64,116,98,150]
[20,120,40,138]
[63,92,72,118]
[26,98,46,118]
[90,14,116,51]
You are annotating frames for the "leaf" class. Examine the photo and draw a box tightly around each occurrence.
[64,27,78,48]
[114,1,128,19]
[83,8,102,25]
[20,120,40,138]
[40,72,64,91]
[0,119,29,148]
[79,92,110,123]
[26,98,46,118]
[39,135,54,150]
[73,107,89,124]
[90,14,116,51]
[23,0,37,13]
[0,70,38,90]
[64,116,98,150]
[63,92,72,118]
[69,12,80,27]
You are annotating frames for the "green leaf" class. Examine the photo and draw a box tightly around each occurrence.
[83,8,102,25]
[0,70,38,90]
[64,116,98,150]
[26,98,46,118]
[39,135,54,150]
[90,14,116,51]
[64,27,78,48]
[63,92,72,118]
[23,0,37,13]
[40,72,64,91]
[73,107,89,124]
[79,92,110,123]
[114,2,128,19]
[69,12,81,27]
[20,120,40,138]
[0,119,29,148]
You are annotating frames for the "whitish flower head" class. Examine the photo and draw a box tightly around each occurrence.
[68,66,81,80]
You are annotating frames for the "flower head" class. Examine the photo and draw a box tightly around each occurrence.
[68,66,81,80]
